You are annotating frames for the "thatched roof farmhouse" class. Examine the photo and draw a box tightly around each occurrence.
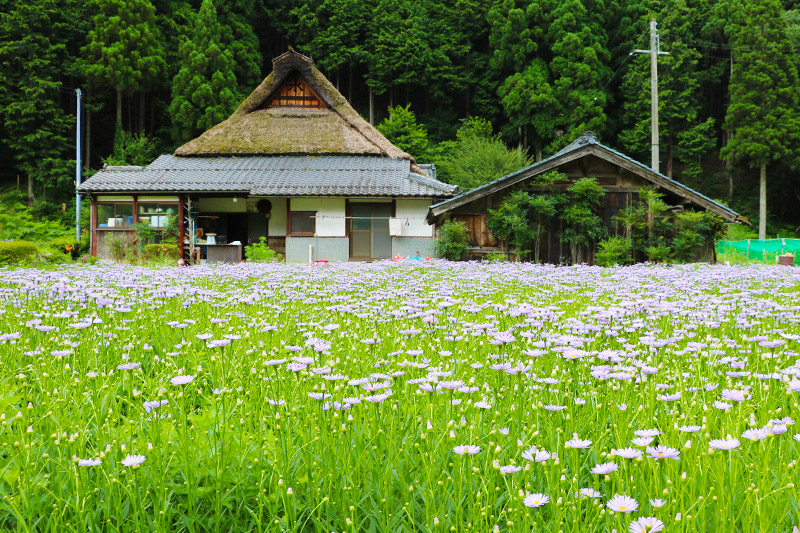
[80,50,458,262]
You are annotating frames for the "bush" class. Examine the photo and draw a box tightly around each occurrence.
[484,252,508,262]
[143,243,180,261]
[0,241,38,265]
[596,237,633,266]
[435,220,471,260]
[245,237,281,262]
[645,244,672,263]
[50,236,87,260]
[81,254,98,265]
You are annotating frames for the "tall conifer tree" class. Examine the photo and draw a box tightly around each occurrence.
[169,0,239,143]
[0,0,71,197]
[547,0,611,149]
[83,0,166,129]
[721,0,800,239]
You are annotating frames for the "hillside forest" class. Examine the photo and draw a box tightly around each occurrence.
[1,0,799,237]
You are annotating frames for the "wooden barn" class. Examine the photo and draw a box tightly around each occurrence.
[427,132,743,263]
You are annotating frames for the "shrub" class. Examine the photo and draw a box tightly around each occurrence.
[245,237,281,262]
[0,241,38,265]
[108,237,126,262]
[484,252,508,262]
[596,236,634,266]
[143,243,180,261]
[645,244,672,263]
[49,236,87,260]
[81,254,98,265]
[435,220,471,260]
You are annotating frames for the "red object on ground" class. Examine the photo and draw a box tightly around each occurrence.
[312,260,329,266]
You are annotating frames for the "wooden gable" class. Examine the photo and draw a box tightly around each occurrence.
[263,73,326,109]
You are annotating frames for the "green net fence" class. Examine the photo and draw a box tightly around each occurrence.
[716,239,800,262]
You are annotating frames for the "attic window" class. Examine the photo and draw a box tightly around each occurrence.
[264,74,325,108]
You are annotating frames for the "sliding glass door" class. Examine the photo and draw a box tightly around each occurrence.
[349,203,392,260]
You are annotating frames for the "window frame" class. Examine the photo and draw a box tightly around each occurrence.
[96,202,135,230]
[289,211,316,236]
[137,202,179,229]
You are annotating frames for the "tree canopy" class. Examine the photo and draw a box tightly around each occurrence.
[0,0,799,235]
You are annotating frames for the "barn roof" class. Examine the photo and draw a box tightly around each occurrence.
[428,132,742,223]
[174,50,416,163]
[79,154,457,198]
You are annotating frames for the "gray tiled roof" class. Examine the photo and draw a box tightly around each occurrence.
[79,155,458,198]
[430,132,740,222]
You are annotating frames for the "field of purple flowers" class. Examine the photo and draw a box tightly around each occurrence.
[1,262,799,532]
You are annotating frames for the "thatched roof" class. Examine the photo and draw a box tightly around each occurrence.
[175,50,414,162]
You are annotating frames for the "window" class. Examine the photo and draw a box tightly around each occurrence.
[290,212,315,236]
[138,203,178,228]
[264,75,325,108]
[97,203,133,228]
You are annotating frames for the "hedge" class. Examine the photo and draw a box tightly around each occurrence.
[0,241,38,265]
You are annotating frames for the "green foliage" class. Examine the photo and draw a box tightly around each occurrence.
[613,188,724,264]
[377,105,435,161]
[487,190,535,260]
[168,0,239,143]
[244,237,282,262]
[434,220,471,260]
[102,128,163,166]
[0,241,38,265]
[0,190,76,245]
[0,1,72,193]
[83,0,165,125]
[484,252,508,262]
[132,219,159,252]
[595,236,634,266]
[49,236,87,260]
[108,237,126,262]
[560,178,607,263]
[498,59,558,158]
[645,244,672,263]
[721,0,800,169]
[546,0,611,149]
[435,117,532,190]
[143,243,179,261]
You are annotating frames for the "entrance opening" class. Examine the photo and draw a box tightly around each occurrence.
[349,203,391,260]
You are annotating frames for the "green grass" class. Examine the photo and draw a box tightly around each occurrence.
[0,262,799,532]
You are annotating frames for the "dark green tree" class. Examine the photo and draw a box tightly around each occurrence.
[547,0,611,149]
[436,117,532,190]
[83,0,166,129]
[560,178,607,263]
[168,0,239,143]
[498,59,558,160]
[377,105,435,161]
[216,0,263,90]
[0,1,72,199]
[720,0,800,239]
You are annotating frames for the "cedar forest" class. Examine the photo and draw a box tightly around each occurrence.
[1,0,799,237]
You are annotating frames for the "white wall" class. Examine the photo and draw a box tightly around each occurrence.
[268,198,287,236]
[290,197,346,237]
[394,199,434,237]
[198,197,246,213]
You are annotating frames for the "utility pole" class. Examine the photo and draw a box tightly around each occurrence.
[75,88,82,242]
[632,19,669,173]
